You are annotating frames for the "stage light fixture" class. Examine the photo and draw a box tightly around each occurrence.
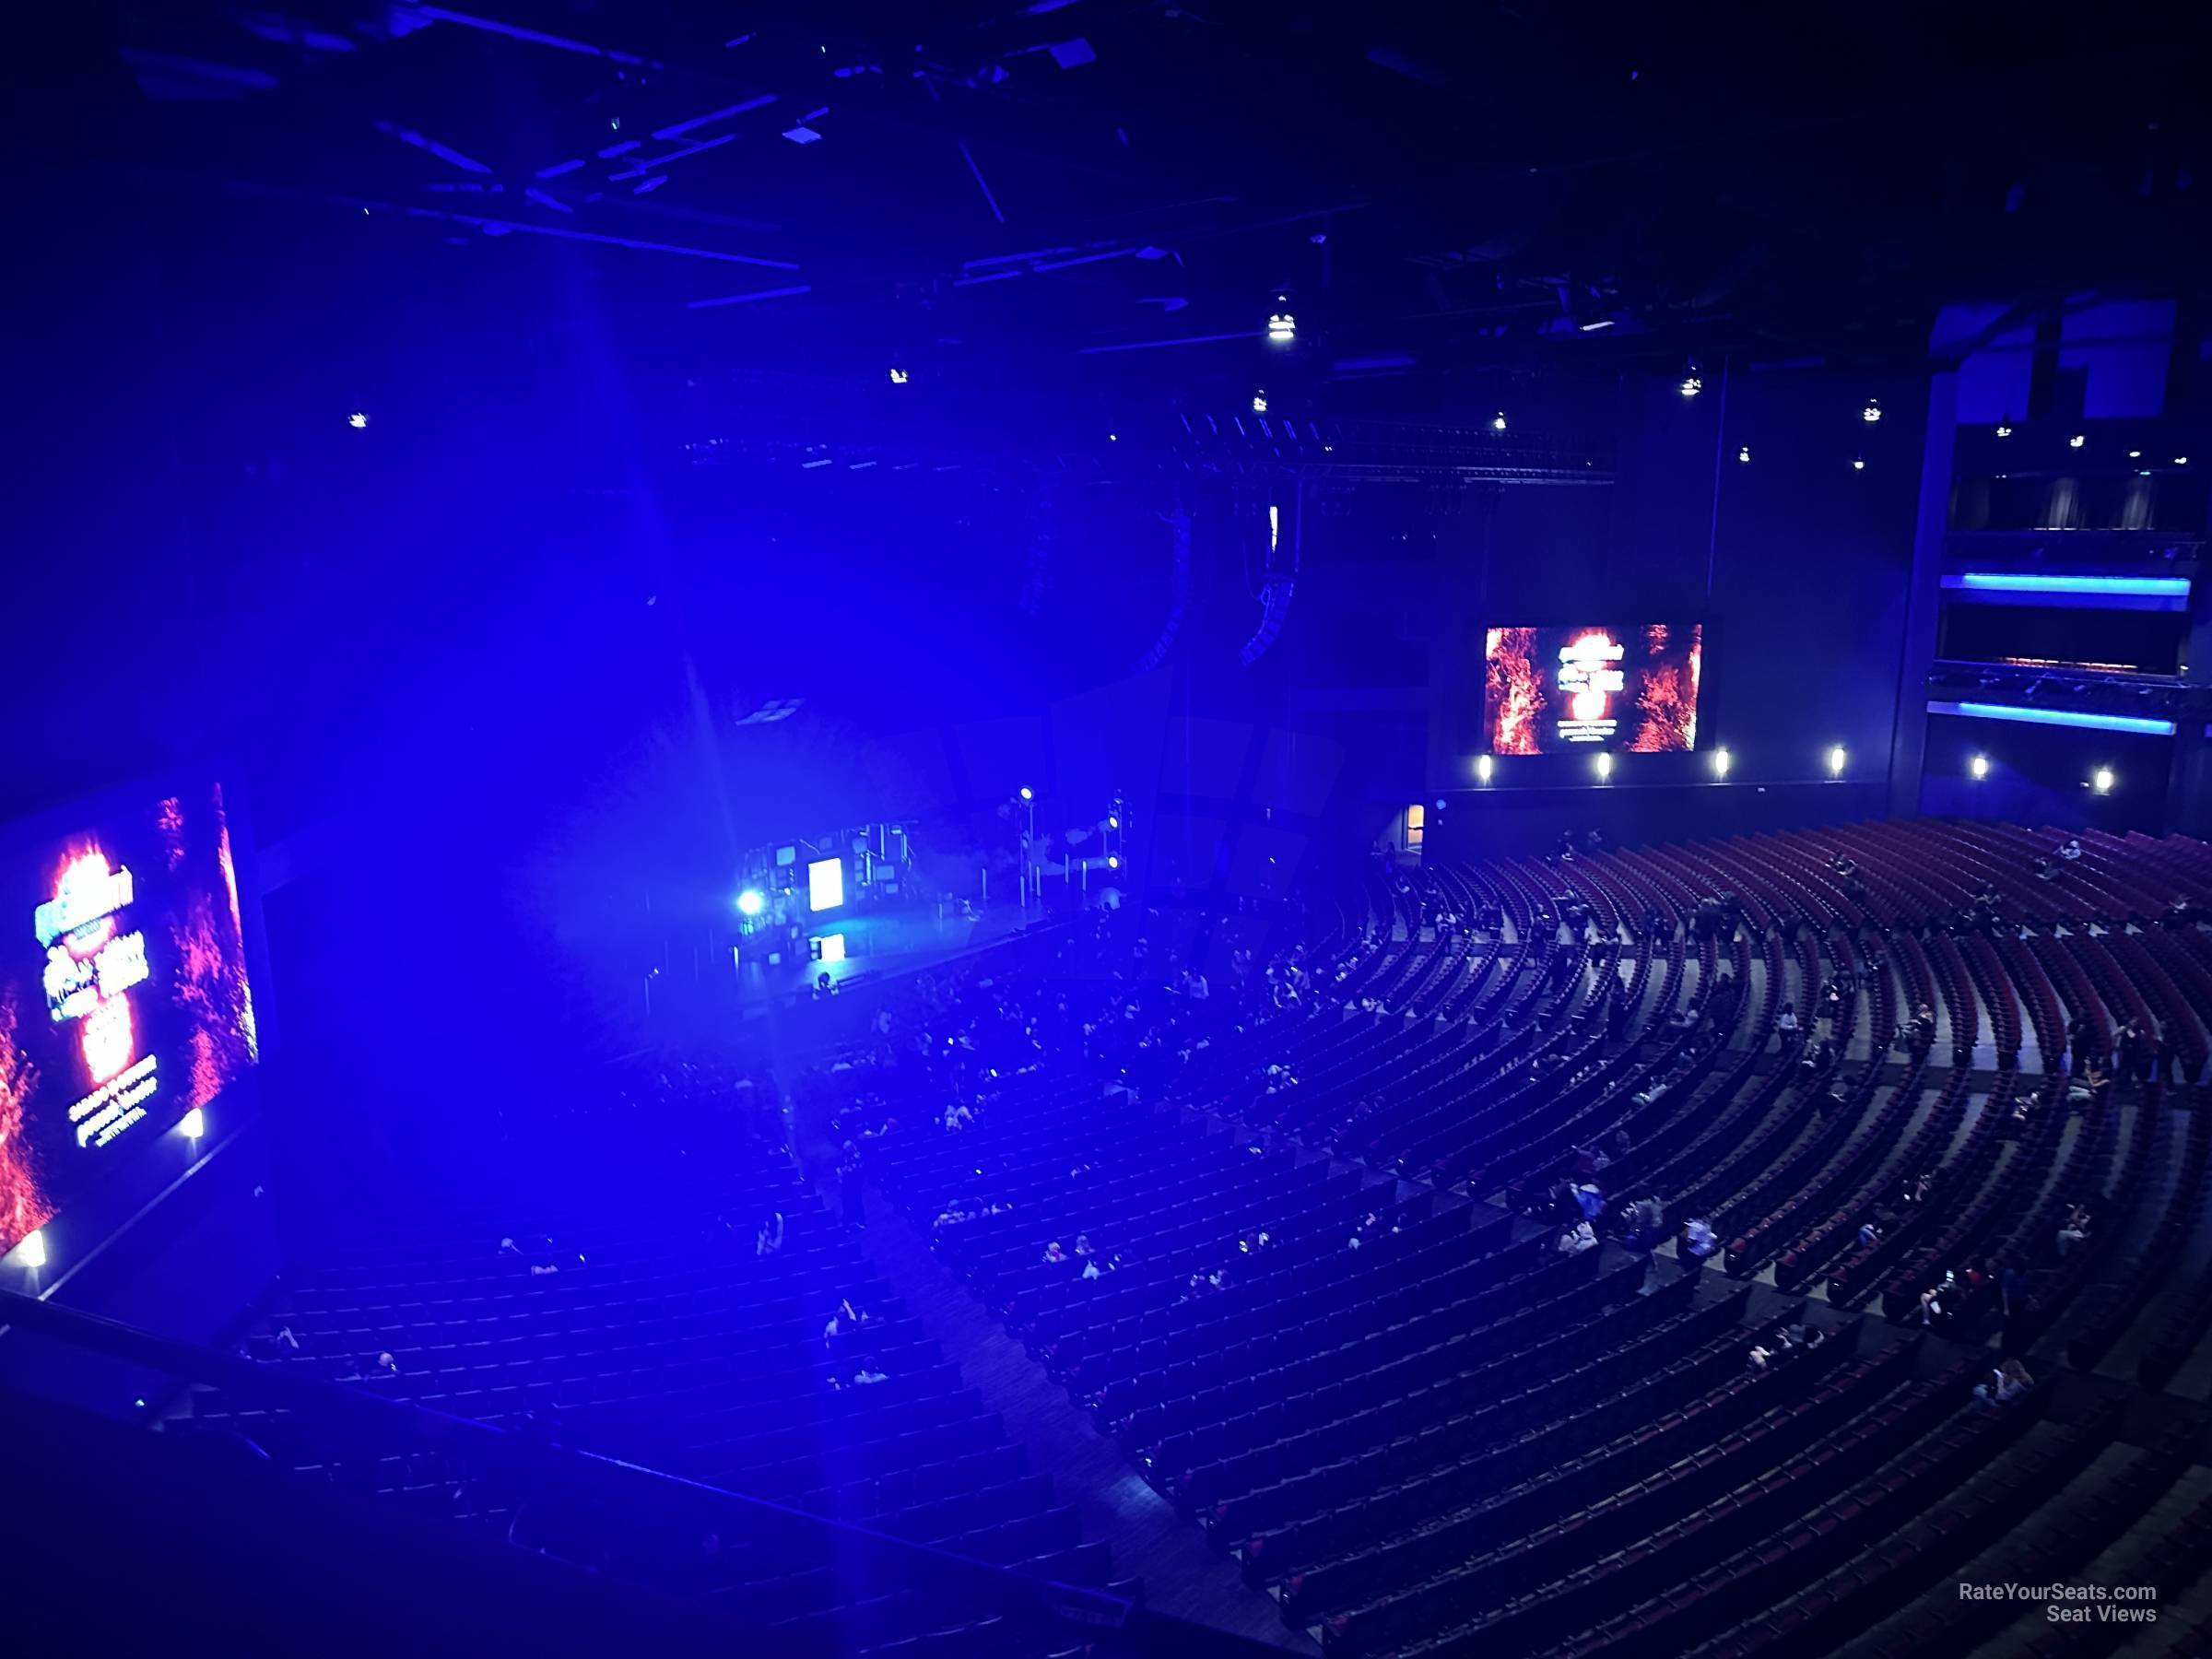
[1107,855,1120,869]
[1491,413,1508,431]
[1970,755,1990,780]
[2128,450,2142,459]
[2177,456,2190,465]
[888,367,909,384]
[1995,423,2013,437]
[1712,747,1731,779]
[1737,446,1750,463]
[182,1107,206,1141]
[1852,457,1865,471]
[1018,785,1033,801]
[347,412,369,429]
[1475,754,1494,784]
[2092,768,2115,794]
[736,888,766,917]
[1680,373,1702,398]
[1862,398,1881,422]
[1266,296,1295,343]
[1252,390,1268,413]
[1827,745,1847,777]
[17,1230,47,1270]
[2069,433,2086,449]
[1107,815,1119,829]
[1594,752,1613,782]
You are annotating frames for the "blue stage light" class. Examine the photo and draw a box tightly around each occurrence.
[1927,700,2177,736]
[736,888,766,917]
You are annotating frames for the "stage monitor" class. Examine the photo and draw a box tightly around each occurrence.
[2,775,262,1260]
[806,856,844,912]
[1484,624,1703,755]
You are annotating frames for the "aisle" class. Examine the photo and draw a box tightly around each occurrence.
[842,1175,1318,1653]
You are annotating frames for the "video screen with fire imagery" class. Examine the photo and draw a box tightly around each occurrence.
[1484,624,1704,755]
[0,777,260,1258]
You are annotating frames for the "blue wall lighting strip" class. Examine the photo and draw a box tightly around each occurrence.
[1943,572,2190,610]
[1927,700,2177,736]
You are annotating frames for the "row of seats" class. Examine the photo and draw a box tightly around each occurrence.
[867,818,2212,1657]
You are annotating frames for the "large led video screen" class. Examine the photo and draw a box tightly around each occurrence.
[1484,624,1703,755]
[1,778,260,1257]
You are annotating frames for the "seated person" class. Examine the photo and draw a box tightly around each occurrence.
[1973,1358,2033,1408]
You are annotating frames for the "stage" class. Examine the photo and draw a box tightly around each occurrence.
[729,900,1045,1012]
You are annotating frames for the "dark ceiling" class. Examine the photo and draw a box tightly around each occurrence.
[48,0,2212,429]
[6,0,2208,842]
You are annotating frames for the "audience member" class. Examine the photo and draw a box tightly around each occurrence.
[1972,1358,2033,1409]
[1627,1193,1665,1244]
[1682,1216,1718,1265]
[1999,1260,2029,1318]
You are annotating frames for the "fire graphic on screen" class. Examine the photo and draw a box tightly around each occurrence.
[1484,627,1545,755]
[0,992,52,1252]
[1557,631,1629,742]
[1484,623,1703,755]
[2,776,265,1256]
[40,849,148,1089]
[1628,624,1700,753]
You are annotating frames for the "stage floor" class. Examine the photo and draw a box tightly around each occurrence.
[733,900,1043,1013]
